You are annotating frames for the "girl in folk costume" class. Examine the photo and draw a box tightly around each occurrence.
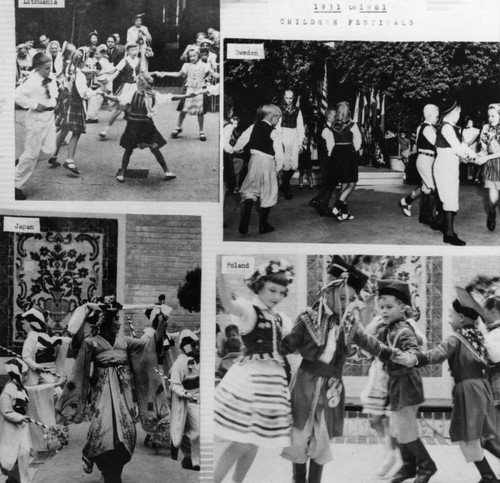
[280,257,394,483]
[214,260,294,483]
[311,108,338,216]
[238,104,285,235]
[0,359,31,483]
[55,297,168,483]
[157,47,217,141]
[399,104,439,226]
[479,103,500,231]
[51,50,98,176]
[399,288,500,483]
[330,101,363,222]
[277,89,305,200]
[169,330,200,471]
[104,72,191,182]
[21,308,69,453]
[99,43,143,140]
[377,280,436,483]
[433,99,477,245]
[47,41,64,82]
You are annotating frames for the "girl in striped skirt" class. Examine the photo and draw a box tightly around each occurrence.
[479,103,500,231]
[214,260,294,483]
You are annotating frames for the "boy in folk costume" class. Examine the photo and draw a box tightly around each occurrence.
[15,53,59,200]
[377,280,437,483]
[0,359,32,483]
[482,292,500,439]
[169,330,200,472]
[399,104,439,226]
[280,257,395,483]
[433,99,477,245]
[278,90,305,200]
[239,104,284,235]
[398,288,500,483]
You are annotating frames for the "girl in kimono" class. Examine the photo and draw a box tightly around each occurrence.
[169,329,200,471]
[21,308,69,453]
[0,359,31,483]
[399,288,500,482]
[55,297,167,483]
[214,259,294,483]
[280,257,393,483]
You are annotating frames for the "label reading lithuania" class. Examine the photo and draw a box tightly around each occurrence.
[226,43,265,60]
[19,0,65,7]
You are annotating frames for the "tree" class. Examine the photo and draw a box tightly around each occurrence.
[330,42,500,129]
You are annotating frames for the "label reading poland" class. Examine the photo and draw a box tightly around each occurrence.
[226,43,265,60]
[4,217,41,233]
[221,256,255,275]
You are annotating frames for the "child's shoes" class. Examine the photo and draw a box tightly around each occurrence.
[164,171,176,181]
[63,160,80,176]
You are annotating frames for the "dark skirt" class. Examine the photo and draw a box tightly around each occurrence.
[450,378,496,442]
[298,150,312,171]
[332,144,358,183]
[55,89,86,134]
[119,119,167,150]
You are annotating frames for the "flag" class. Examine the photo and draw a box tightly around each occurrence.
[353,93,360,124]
[320,62,328,117]
[370,88,377,128]
[380,93,386,132]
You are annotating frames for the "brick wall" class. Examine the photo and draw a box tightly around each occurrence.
[125,215,201,334]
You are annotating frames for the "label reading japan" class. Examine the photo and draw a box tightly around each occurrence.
[4,217,41,233]
[222,256,255,275]
[226,43,265,60]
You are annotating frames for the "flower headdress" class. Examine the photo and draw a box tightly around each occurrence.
[245,259,294,292]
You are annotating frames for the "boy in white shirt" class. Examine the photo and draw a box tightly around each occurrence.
[15,53,58,200]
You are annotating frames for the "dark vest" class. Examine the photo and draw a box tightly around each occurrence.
[332,121,355,144]
[121,59,141,84]
[416,122,437,153]
[281,106,299,129]
[436,122,462,148]
[248,121,275,156]
[242,306,283,357]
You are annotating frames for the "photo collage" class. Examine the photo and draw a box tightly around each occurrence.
[1,0,500,482]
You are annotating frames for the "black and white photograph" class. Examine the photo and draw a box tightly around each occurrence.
[223,39,500,246]
[0,212,201,482]
[213,252,500,483]
[13,0,219,201]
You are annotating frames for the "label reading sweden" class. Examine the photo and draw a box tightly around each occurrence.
[226,43,265,60]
